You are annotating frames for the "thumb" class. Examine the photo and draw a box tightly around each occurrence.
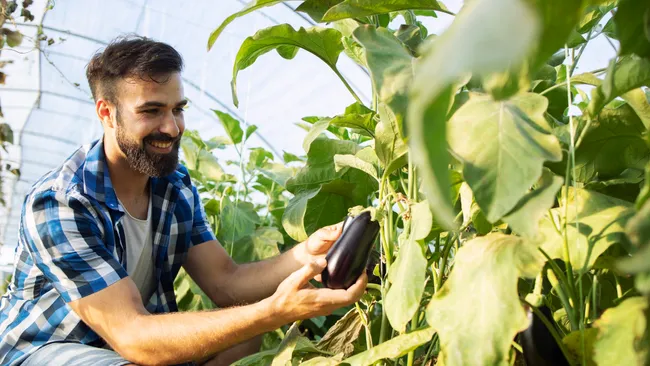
[286,258,327,290]
[311,221,344,243]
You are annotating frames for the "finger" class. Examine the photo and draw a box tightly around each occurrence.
[314,274,322,282]
[313,221,344,242]
[285,258,327,290]
[345,273,368,304]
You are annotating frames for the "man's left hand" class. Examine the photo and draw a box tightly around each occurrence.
[297,222,344,265]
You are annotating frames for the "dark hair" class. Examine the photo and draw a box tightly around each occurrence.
[85,35,184,102]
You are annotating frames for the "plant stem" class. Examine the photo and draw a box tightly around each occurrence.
[421,333,439,366]
[332,68,364,105]
[356,302,373,350]
[569,28,595,76]
[438,234,455,291]
[539,67,607,95]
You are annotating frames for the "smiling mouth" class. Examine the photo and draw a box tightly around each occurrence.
[147,140,173,149]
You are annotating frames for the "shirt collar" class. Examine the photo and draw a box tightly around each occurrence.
[82,137,186,212]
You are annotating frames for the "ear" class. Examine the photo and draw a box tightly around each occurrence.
[96,99,115,128]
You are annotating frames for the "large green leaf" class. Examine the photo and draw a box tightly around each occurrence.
[322,0,449,21]
[408,0,540,230]
[213,110,244,145]
[410,200,433,241]
[295,0,344,23]
[588,55,650,117]
[385,233,427,333]
[231,24,344,107]
[303,119,331,153]
[258,163,295,187]
[374,103,408,169]
[572,104,649,182]
[593,297,648,366]
[448,93,562,222]
[287,137,360,193]
[282,188,321,241]
[524,0,590,69]
[197,150,225,181]
[426,233,543,366]
[207,0,287,50]
[353,25,412,125]
[334,147,379,180]
[219,196,261,245]
[342,327,435,366]
[538,188,634,273]
[613,0,650,58]
[329,102,376,137]
[502,169,564,238]
[618,198,650,274]
[232,226,283,264]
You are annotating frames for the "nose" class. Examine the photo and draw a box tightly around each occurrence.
[159,110,181,138]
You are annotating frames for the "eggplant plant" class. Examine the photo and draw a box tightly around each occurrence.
[182,0,650,364]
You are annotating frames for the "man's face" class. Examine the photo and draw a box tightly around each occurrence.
[111,72,186,177]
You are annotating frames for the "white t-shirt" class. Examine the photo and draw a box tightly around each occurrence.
[118,195,157,305]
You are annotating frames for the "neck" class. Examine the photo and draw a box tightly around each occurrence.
[103,137,149,199]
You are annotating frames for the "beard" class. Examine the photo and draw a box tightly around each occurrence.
[115,108,181,178]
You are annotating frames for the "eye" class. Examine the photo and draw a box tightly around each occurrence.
[142,109,159,115]
[173,107,185,114]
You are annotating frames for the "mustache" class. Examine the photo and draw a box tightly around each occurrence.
[143,133,181,145]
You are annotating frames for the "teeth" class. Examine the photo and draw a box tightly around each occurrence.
[149,141,172,148]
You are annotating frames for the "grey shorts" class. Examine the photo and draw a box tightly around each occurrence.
[20,342,131,366]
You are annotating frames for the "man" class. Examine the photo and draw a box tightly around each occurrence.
[0,36,367,366]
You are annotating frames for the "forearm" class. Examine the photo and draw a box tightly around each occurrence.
[224,242,309,304]
[118,298,283,365]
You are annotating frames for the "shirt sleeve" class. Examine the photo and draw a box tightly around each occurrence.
[23,188,128,303]
[189,184,217,247]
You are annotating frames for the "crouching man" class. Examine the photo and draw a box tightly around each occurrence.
[0,36,366,366]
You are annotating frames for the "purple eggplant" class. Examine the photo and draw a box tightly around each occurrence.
[321,211,380,290]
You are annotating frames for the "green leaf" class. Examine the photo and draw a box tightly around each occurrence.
[245,125,258,142]
[296,0,344,23]
[538,188,634,273]
[282,188,321,242]
[303,119,331,154]
[232,226,283,264]
[334,152,378,180]
[180,135,200,170]
[219,196,261,245]
[410,200,433,241]
[247,147,274,171]
[353,25,413,124]
[448,93,562,222]
[589,55,650,117]
[593,297,649,366]
[288,137,360,192]
[571,72,650,129]
[408,0,540,231]
[329,102,376,137]
[524,0,590,69]
[374,103,408,169]
[198,150,225,181]
[342,327,435,366]
[613,0,650,58]
[207,0,285,50]
[272,322,302,366]
[618,199,650,274]
[394,24,424,56]
[317,308,364,357]
[342,36,366,68]
[231,24,344,107]
[574,104,649,182]
[323,0,448,22]
[385,233,427,333]
[502,170,564,238]
[562,328,598,366]
[283,151,304,163]
[426,233,543,366]
[258,162,295,187]
[213,110,243,145]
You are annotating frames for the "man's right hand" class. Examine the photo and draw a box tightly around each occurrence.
[267,257,368,322]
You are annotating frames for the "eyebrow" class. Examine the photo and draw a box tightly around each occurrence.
[136,99,189,110]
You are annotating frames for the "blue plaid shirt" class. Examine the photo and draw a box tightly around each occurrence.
[0,138,216,365]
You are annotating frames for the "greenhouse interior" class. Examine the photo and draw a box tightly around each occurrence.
[0,0,648,365]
